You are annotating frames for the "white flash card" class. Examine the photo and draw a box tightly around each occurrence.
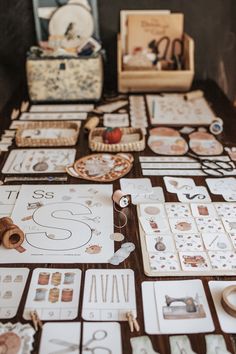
[164,177,196,194]
[0,185,21,217]
[103,113,129,127]
[82,269,136,321]
[0,268,29,319]
[24,268,82,321]
[120,178,152,196]
[177,187,212,203]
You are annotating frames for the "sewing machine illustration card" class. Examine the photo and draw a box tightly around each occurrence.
[39,322,81,354]
[82,269,137,322]
[0,268,29,319]
[0,184,114,263]
[0,322,35,354]
[142,280,214,334]
[209,281,236,333]
[82,322,122,354]
[2,149,76,174]
[23,268,81,321]
[30,104,94,113]
[0,185,21,217]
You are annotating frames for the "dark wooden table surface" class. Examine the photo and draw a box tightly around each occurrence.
[0,79,236,354]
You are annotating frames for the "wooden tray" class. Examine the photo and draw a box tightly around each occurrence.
[89,127,145,152]
[16,121,80,147]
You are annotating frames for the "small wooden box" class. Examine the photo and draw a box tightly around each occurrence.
[118,33,194,93]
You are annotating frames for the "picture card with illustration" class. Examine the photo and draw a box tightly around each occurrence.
[142,279,214,334]
[23,268,82,321]
[2,149,76,174]
[0,184,114,264]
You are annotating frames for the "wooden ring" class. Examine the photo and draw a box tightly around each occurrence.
[221,285,236,317]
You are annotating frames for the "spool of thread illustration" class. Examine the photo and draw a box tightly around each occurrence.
[0,217,25,250]
[64,272,75,285]
[61,288,73,302]
[209,117,223,135]
[112,190,131,208]
[49,288,60,303]
[14,275,23,282]
[84,116,99,133]
[3,275,12,283]
[38,272,50,285]
[184,90,204,101]
[51,272,62,286]
[34,288,47,301]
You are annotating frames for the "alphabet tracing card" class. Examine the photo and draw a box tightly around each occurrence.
[0,185,21,217]
[0,184,114,263]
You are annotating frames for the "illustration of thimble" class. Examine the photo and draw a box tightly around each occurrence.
[38,272,50,285]
[48,288,60,303]
[51,272,62,286]
[34,288,47,301]
[64,272,75,285]
[61,288,73,302]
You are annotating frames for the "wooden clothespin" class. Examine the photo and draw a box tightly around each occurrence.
[11,108,20,120]
[30,310,43,331]
[126,311,140,332]
[20,100,29,113]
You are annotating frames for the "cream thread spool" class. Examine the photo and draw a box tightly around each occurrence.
[221,285,236,317]
[184,90,204,101]
[112,190,131,208]
[209,117,223,135]
[84,116,99,133]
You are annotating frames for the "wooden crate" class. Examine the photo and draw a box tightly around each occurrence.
[118,33,194,93]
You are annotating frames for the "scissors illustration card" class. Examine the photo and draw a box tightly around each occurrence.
[2,149,76,174]
[30,104,94,113]
[20,112,88,120]
[0,322,35,354]
[0,184,114,264]
[0,185,21,217]
[82,322,122,354]
[209,281,236,333]
[39,322,81,354]
[138,202,236,277]
[23,268,81,321]
[142,279,214,334]
[82,269,137,321]
[146,94,215,126]
[0,268,29,319]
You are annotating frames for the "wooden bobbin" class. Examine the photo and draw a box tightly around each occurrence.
[84,116,99,133]
[0,217,25,249]
[221,285,236,317]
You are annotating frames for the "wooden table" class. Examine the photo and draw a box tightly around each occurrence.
[0,79,236,354]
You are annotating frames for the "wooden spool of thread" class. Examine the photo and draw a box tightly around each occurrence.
[84,116,99,133]
[0,217,24,250]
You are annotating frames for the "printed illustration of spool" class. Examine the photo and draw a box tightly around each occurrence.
[0,217,25,251]
[64,272,75,285]
[51,272,62,286]
[61,288,73,302]
[38,272,50,285]
[34,288,47,301]
[49,288,60,303]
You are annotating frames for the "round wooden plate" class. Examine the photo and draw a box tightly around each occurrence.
[73,153,133,182]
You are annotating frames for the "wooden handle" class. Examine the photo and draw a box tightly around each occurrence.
[0,217,24,249]
[221,285,236,317]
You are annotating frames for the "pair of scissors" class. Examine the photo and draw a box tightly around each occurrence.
[187,153,235,176]
[148,36,170,64]
[170,38,184,70]
[49,338,79,354]
[83,330,112,354]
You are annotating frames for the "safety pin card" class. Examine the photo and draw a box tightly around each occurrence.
[0,184,114,264]
[82,322,122,354]
[23,268,82,321]
[209,281,236,333]
[0,268,29,319]
[2,149,76,174]
[0,185,21,217]
[30,104,94,113]
[39,322,81,354]
[82,269,136,321]
[19,112,88,121]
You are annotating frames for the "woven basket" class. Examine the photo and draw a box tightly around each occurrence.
[89,127,145,152]
[16,121,80,147]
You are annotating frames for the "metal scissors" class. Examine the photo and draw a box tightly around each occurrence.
[148,36,170,64]
[83,330,112,354]
[187,153,235,176]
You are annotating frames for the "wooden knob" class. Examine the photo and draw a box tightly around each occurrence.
[0,217,24,249]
